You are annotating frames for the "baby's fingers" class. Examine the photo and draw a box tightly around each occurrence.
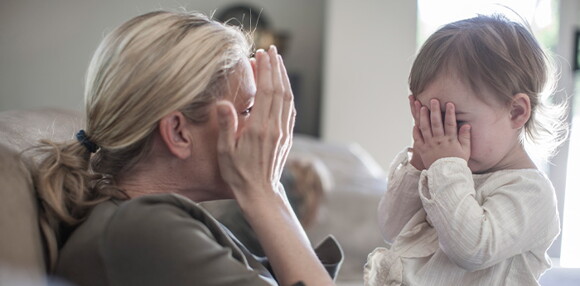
[458,124,471,151]
[444,102,458,137]
[419,106,432,139]
[412,125,424,145]
[408,95,419,123]
[429,99,444,137]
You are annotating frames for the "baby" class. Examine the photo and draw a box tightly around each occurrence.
[365,14,567,286]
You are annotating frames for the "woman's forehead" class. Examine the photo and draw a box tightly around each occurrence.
[226,59,256,103]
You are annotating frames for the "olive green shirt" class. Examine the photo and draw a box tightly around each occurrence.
[55,194,342,286]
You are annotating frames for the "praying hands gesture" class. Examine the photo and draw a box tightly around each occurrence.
[411,97,471,169]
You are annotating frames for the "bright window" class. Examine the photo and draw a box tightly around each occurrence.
[560,72,580,267]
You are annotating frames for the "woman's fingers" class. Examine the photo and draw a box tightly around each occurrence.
[252,49,273,124]
[278,55,294,144]
[249,57,258,84]
[215,101,238,185]
[216,101,237,152]
[276,54,295,176]
[268,46,284,121]
[429,99,444,137]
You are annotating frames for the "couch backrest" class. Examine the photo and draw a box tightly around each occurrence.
[0,108,83,281]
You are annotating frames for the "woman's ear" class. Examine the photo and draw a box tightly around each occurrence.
[158,111,192,159]
[510,93,532,129]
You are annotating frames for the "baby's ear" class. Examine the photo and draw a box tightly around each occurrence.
[510,93,532,129]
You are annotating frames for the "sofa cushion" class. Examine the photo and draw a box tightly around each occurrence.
[0,108,83,278]
[0,144,47,283]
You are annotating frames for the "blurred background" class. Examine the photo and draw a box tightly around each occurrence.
[1,0,579,282]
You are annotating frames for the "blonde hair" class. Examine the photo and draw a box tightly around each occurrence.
[35,11,251,238]
[409,14,567,158]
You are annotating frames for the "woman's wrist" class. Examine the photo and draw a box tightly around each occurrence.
[235,184,331,285]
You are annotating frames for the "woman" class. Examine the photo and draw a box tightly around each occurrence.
[35,10,340,286]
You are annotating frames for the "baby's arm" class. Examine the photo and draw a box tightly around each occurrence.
[378,95,438,242]
[378,96,430,242]
[419,159,559,271]
[378,149,423,242]
[413,98,558,271]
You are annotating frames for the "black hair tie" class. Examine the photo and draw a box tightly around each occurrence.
[76,130,99,153]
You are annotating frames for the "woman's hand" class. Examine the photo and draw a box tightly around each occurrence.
[215,47,333,285]
[215,46,295,203]
[414,99,471,169]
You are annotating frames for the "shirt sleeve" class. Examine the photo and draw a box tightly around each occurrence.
[100,196,275,286]
[418,158,560,272]
[378,148,423,243]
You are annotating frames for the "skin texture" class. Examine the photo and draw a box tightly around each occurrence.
[410,73,535,174]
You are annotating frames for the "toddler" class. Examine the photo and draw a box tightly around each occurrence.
[364,14,567,286]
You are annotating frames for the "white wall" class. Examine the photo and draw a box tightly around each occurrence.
[322,0,417,170]
[0,0,325,135]
[0,0,417,170]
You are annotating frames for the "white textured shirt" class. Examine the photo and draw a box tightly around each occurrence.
[364,149,560,286]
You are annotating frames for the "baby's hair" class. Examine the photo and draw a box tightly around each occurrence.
[409,14,568,158]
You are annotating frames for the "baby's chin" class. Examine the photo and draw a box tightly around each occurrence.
[467,160,484,174]
[468,160,497,174]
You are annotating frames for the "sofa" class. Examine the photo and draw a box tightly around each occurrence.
[0,108,84,285]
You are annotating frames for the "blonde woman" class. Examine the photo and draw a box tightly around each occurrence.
[34,11,339,286]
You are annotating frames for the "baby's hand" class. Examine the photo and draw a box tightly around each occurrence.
[408,95,425,170]
[414,99,471,169]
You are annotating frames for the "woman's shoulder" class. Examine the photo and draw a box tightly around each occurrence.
[57,194,275,286]
[104,194,275,285]
[104,193,230,247]
[112,193,215,226]
[58,194,223,266]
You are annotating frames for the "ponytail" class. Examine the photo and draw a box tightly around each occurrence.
[33,135,127,239]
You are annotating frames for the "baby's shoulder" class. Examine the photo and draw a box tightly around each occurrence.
[477,169,555,199]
